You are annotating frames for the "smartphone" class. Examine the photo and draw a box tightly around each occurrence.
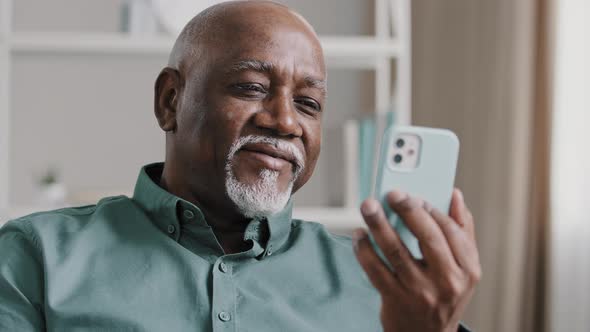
[374,125,460,259]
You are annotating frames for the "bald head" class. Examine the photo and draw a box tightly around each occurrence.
[168,0,321,71]
[155,0,327,221]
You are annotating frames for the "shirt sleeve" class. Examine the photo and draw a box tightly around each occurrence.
[0,220,46,330]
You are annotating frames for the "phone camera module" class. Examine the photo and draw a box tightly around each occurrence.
[395,138,405,148]
[393,154,403,164]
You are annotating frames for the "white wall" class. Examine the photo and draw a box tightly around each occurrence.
[551,1,590,331]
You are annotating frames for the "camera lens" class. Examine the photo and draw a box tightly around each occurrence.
[395,138,405,148]
[393,154,403,164]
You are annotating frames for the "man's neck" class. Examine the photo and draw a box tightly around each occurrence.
[160,163,252,254]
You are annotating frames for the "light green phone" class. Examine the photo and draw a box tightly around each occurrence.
[374,125,460,259]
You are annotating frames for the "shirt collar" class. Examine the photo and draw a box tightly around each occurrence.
[132,163,293,257]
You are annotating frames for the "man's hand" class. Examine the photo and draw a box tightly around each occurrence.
[353,189,481,332]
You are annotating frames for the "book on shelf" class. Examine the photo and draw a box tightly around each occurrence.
[339,111,395,209]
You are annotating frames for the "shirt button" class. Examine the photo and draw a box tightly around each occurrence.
[219,262,229,273]
[266,244,273,256]
[167,224,176,234]
[183,210,195,219]
[218,311,231,322]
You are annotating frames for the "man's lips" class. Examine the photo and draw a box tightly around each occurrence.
[238,143,299,171]
[240,143,297,165]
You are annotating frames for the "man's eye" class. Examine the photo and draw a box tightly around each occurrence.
[233,83,267,95]
[295,98,321,112]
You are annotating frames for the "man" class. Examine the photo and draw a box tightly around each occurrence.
[0,1,481,331]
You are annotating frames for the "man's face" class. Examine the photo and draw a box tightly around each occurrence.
[173,16,326,217]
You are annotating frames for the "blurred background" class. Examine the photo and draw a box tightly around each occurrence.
[1,0,589,331]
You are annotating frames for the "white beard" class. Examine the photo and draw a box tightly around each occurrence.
[225,168,293,218]
[224,135,303,218]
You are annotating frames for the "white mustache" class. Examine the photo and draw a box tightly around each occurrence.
[227,135,305,176]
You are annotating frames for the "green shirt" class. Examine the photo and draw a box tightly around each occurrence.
[0,163,471,331]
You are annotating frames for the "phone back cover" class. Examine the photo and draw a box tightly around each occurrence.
[375,125,460,259]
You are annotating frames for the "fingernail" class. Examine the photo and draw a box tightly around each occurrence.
[360,199,378,217]
[389,191,408,204]
[456,189,464,204]
[352,229,367,248]
[352,229,366,241]
[423,201,433,213]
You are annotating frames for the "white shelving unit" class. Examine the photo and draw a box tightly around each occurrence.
[9,32,400,59]
[0,0,411,230]
[0,0,12,223]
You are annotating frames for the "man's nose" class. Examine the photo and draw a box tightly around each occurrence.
[253,92,303,137]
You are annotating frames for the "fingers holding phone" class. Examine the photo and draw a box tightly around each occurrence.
[354,190,481,332]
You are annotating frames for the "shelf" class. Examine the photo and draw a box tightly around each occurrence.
[321,36,401,58]
[10,32,174,55]
[293,206,363,230]
[0,205,363,231]
[8,32,400,60]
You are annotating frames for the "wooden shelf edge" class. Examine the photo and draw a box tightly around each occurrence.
[8,32,401,59]
[10,32,174,55]
[293,206,363,230]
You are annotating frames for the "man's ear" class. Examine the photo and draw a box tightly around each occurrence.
[154,67,182,132]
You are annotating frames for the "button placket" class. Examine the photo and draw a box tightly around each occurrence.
[212,257,235,331]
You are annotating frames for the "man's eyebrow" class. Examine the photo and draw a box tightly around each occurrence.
[226,59,327,93]
[304,76,327,92]
[227,59,274,74]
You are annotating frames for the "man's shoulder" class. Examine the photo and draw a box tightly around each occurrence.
[1,195,135,243]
